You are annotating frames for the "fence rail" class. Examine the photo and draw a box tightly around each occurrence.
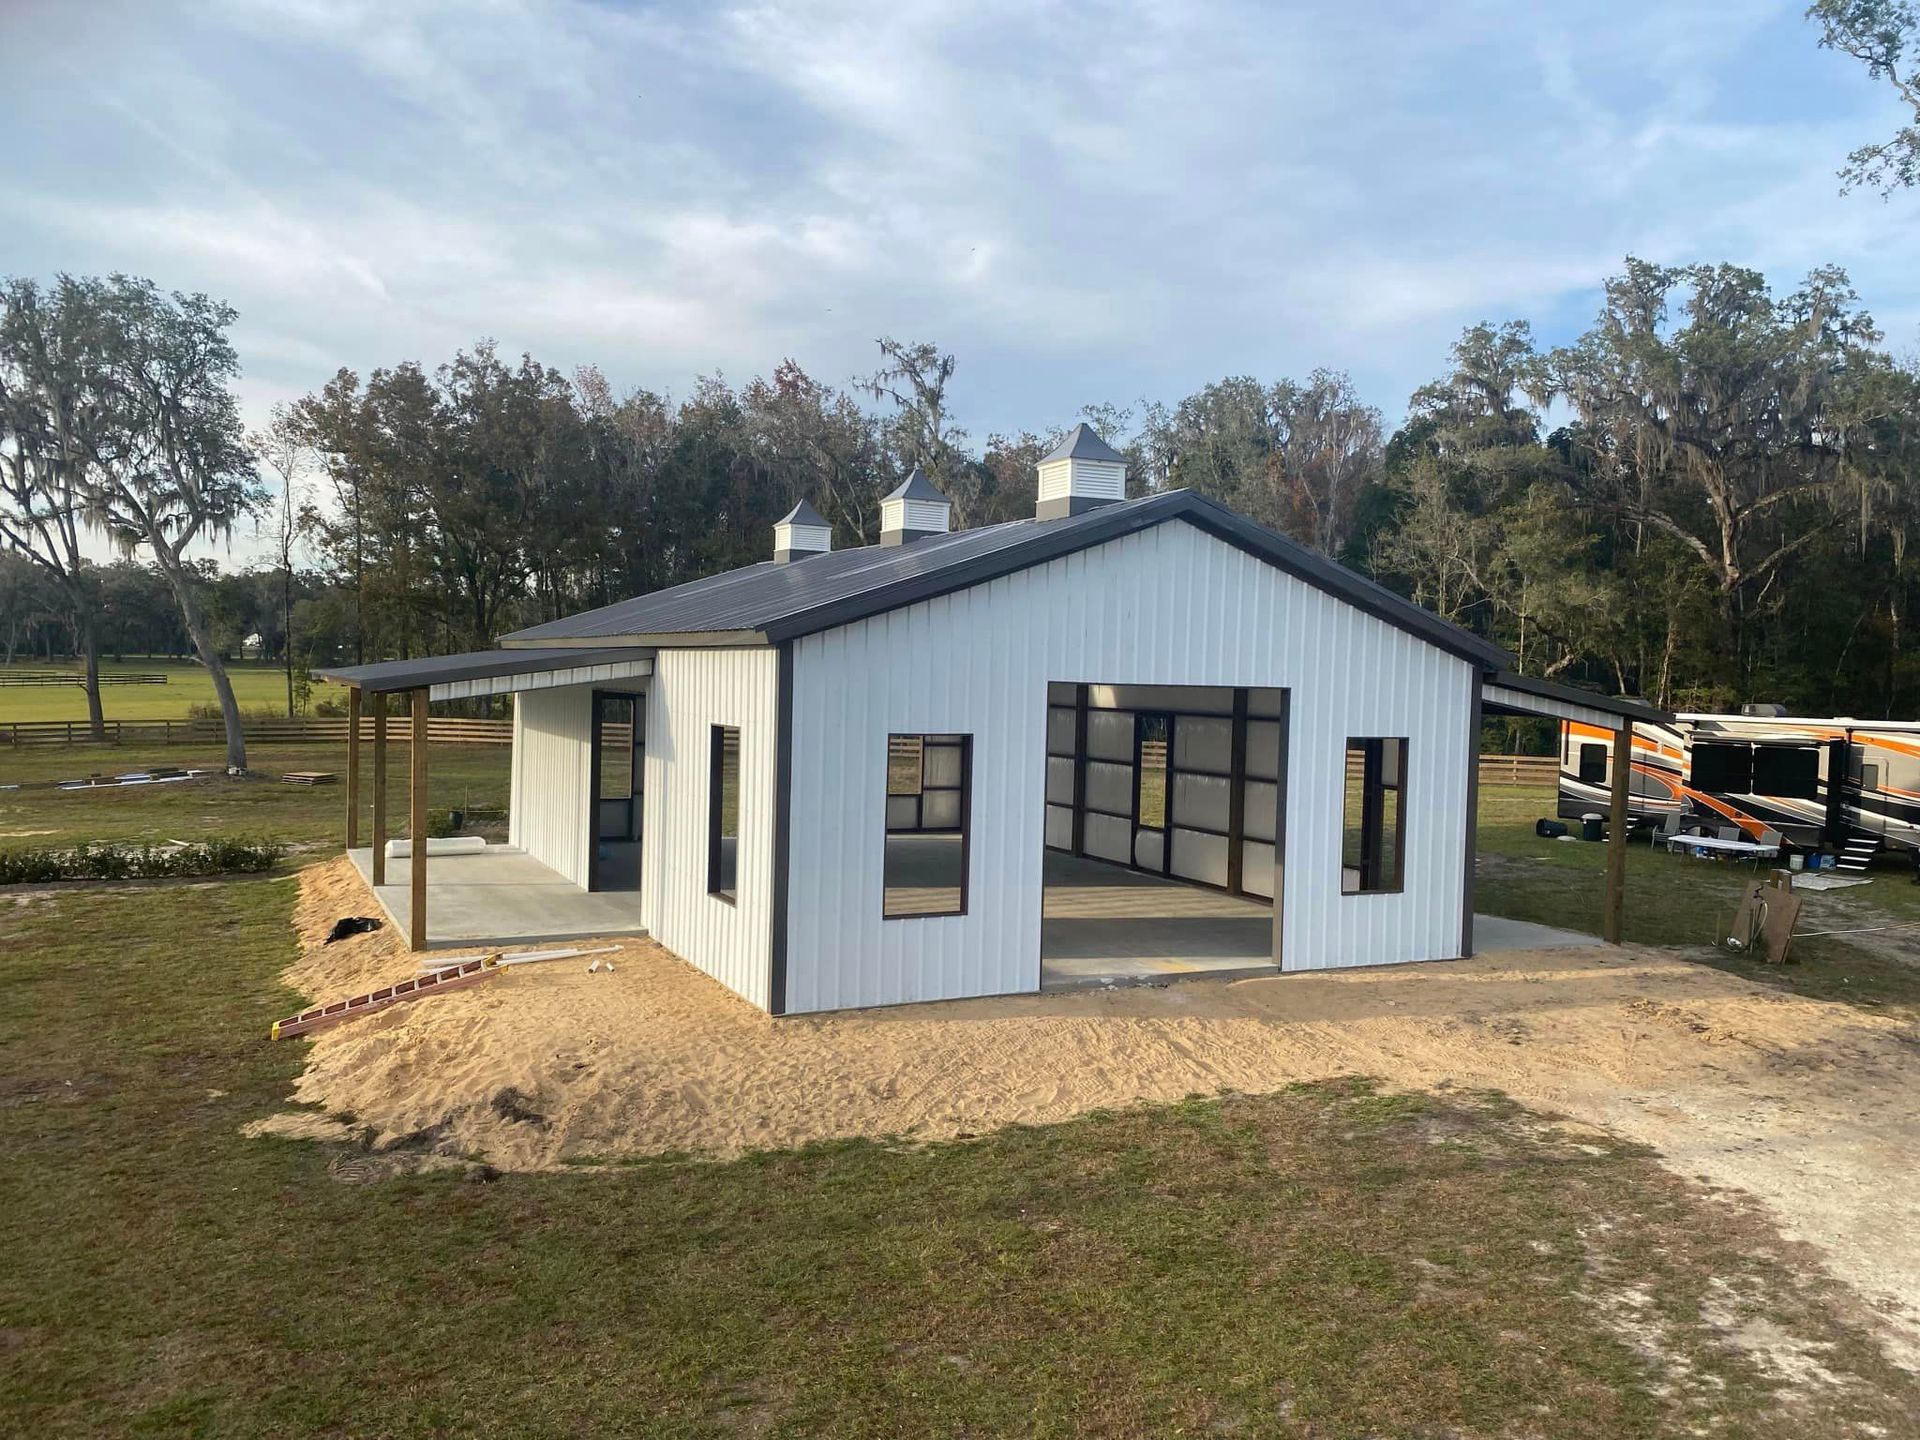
[0,672,169,687]
[0,716,513,748]
[2,713,1562,783]
[1477,754,1559,785]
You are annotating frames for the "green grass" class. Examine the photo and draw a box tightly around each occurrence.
[0,659,347,722]
[2,877,1914,1437]
[0,742,511,848]
[1476,784,1920,1020]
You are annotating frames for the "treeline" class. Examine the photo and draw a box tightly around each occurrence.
[7,256,1920,756]
[0,553,325,667]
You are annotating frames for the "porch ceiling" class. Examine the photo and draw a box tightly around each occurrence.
[1483,670,1670,729]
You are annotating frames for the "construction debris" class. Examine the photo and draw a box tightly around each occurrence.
[414,944,618,972]
[1792,871,1871,892]
[325,916,383,945]
[52,768,208,792]
[280,771,337,786]
[272,954,504,1041]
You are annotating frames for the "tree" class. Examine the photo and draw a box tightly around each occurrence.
[1544,260,1878,687]
[77,276,266,771]
[1809,0,1920,191]
[1263,370,1383,554]
[859,339,973,520]
[252,404,311,717]
[0,276,113,735]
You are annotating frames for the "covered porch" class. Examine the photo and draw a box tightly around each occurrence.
[1475,671,1673,949]
[317,644,655,951]
[345,844,647,949]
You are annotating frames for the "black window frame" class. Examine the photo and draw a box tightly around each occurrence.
[1343,736,1408,897]
[707,723,740,904]
[882,732,972,920]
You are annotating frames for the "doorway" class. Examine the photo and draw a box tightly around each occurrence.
[1041,683,1284,988]
[590,691,644,892]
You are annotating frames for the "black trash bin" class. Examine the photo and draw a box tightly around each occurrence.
[1581,812,1604,842]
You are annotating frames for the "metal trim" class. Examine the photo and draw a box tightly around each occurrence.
[769,641,794,1016]
[1271,688,1290,970]
[1461,676,1481,958]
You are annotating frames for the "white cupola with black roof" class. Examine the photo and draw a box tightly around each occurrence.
[773,498,832,563]
[879,466,951,546]
[1036,423,1127,520]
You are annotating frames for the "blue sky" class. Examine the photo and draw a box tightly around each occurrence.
[3,0,1917,562]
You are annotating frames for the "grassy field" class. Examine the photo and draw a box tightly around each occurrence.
[0,658,347,722]
[0,741,512,848]
[3,875,1915,1437]
[1476,782,1920,1020]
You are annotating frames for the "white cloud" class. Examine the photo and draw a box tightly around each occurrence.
[1,0,1916,549]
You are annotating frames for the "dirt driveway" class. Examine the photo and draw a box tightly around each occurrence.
[267,859,1920,1371]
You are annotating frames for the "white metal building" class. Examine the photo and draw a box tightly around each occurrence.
[321,425,1662,1015]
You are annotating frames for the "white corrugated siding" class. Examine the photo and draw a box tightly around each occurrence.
[509,686,594,888]
[642,647,778,1009]
[784,518,1474,1014]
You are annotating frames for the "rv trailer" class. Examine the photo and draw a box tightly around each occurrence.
[1558,712,1920,866]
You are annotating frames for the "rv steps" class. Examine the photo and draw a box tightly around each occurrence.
[1837,837,1882,873]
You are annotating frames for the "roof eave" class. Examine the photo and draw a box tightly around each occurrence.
[497,629,772,650]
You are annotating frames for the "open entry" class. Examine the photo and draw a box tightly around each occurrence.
[590,691,644,891]
[1040,683,1284,988]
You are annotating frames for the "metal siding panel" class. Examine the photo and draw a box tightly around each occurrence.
[642,648,775,1009]
[782,519,1474,1012]
[510,686,593,888]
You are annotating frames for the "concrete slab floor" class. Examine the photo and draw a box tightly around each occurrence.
[1042,851,1275,989]
[346,845,648,949]
[1473,914,1601,952]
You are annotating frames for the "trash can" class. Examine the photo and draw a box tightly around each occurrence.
[1534,818,1569,839]
[1581,812,1604,842]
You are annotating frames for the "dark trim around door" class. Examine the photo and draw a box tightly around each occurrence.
[768,639,795,1017]
[1461,676,1482,957]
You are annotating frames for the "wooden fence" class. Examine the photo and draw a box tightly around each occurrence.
[0,672,169,687]
[0,716,513,748]
[1476,754,1559,785]
[2,714,1561,784]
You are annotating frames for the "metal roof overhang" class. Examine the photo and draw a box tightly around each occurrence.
[1482,670,1671,729]
[315,646,654,701]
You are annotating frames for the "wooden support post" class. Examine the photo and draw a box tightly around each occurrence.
[1604,721,1630,944]
[410,688,429,952]
[371,692,388,887]
[345,687,361,851]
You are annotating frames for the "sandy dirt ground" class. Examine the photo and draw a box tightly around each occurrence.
[269,857,1920,1369]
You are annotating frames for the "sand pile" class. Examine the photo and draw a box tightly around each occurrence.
[260,857,1920,1365]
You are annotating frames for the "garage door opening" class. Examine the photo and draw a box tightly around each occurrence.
[1041,683,1284,989]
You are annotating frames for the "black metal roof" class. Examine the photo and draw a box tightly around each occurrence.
[1485,670,1672,724]
[882,466,948,503]
[1042,423,1128,465]
[503,489,1514,668]
[776,498,829,527]
[315,646,652,694]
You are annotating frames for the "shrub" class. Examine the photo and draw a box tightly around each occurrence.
[0,838,286,885]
